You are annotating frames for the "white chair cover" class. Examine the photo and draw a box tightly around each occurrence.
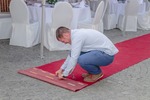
[44,2,73,51]
[78,1,104,33]
[0,13,12,39]
[144,0,150,11]
[117,0,139,32]
[101,0,108,19]
[103,0,118,30]
[9,0,40,47]
[137,7,150,30]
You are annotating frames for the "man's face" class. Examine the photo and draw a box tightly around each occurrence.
[58,32,71,44]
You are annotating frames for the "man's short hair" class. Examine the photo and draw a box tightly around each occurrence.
[56,26,70,40]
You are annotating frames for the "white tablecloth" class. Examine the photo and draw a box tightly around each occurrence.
[28,4,91,29]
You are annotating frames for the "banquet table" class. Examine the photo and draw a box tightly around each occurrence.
[28,3,91,29]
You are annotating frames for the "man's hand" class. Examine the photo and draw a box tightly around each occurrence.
[55,69,65,80]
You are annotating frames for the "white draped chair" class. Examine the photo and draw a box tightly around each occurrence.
[44,2,73,51]
[101,0,108,20]
[103,0,118,30]
[137,0,150,30]
[117,0,139,32]
[144,0,150,11]
[77,0,104,33]
[9,0,40,47]
[0,13,12,39]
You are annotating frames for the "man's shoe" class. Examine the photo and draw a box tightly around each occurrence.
[82,73,90,78]
[83,73,103,82]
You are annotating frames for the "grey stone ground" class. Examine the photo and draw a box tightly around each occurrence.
[0,29,150,100]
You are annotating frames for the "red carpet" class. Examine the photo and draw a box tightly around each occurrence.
[18,33,150,91]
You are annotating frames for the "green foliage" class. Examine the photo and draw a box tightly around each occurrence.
[46,0,57,4]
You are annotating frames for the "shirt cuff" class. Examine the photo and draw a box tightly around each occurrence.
[62,71,70,77]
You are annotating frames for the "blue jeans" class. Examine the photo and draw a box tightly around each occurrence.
[77,50,114,74]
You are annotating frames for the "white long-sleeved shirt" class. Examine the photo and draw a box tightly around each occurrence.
[61,29,119,76]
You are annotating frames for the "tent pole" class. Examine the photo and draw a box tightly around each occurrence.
[40,0,46,59]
